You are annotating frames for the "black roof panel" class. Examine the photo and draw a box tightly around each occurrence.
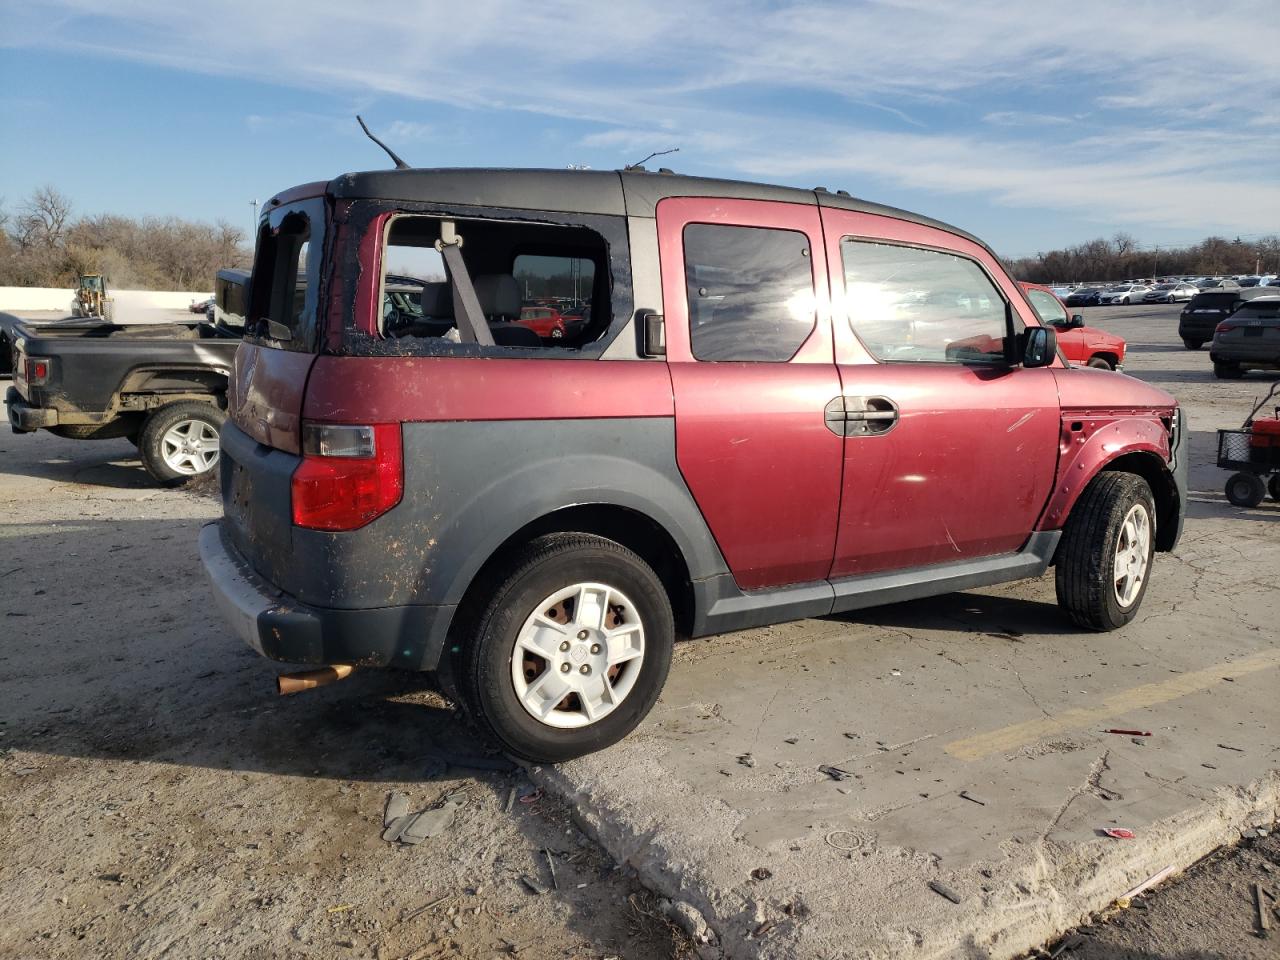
[323,167,989,253]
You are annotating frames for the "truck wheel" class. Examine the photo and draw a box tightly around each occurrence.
[1055,473,1156,631]
[1269,475,1280,503]
[1181,338,1203,350]
[1087,357,1113,370]
[138,401,225,484]
[1225,472,1266,508]
[1213,361,1243,379]
[456,533,674,763]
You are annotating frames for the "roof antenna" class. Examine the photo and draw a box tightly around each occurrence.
[356,115,410,170]
[625,147,679,171]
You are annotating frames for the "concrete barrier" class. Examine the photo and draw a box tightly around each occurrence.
[0,287,212,313]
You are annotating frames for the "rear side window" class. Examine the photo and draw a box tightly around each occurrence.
[683,223,815,362]
[247,203,320,350]
[841,240,1013,364]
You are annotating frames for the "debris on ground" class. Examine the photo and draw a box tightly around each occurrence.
[1101,828,1136,839]
[1104,728,1151,737]
[1117,864,1176,906]
[817,764,851,781]
[824,831,862,852]
[959,790,986,805]
[750,867,772,881]
[543,849,558,889]
[519,875,548,896]
[928,880,962,904]
[736,753,755,768]
[383,800,459,845]
[1253,882,1271,934]
[1047,932,1088,957]
[662,899,711,943]
[384,791,409,828]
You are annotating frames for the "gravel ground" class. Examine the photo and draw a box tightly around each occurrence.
[1,300,1276,960]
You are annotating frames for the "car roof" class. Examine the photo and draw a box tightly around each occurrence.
[270,166,991,255]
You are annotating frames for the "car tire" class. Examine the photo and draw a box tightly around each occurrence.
[1225,472,1266,508]
[1182,338,1203,350]
[138,401,225,485]
[1121,297,1130,304]
[456,532,674,763]
[1213,360,1243,379]
[1087,357,1113,370]
[1268,474,1280,503]
[1055,472,1156,631]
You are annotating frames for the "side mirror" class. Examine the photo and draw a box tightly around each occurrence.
[1070,313,1085,328]
[1021,326,1056,368]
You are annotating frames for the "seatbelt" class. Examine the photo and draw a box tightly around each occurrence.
[435,221,495,346]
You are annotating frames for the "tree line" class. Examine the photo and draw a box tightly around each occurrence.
[0,186,250,291]
[1008,232,1280,285]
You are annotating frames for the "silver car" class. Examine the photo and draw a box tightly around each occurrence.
[1144,282,1198,303]
[1100,284,1151,305]
[1209,296,1280,378]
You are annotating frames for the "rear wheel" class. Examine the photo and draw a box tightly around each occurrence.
[1055,473,1156,631]
[457,533,674,763]
[1182,338,1203,350]
[138,401,225,484]
[1213,360,1243,379]
[1268,474,1280,503]
[1226,472,1266,508]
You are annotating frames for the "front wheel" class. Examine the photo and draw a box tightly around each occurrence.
[457,533,674,762]
[1213,360,1243,379]
[1226,472,1266,508]
[1121,297,1130,304]
[1055,473,1156,631]
[138,401,225,484]
[1182,338,1203,350]
[1268,474,1280,502]
[1087,357,1114,370]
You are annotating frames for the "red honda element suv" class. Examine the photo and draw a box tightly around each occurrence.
[200,167,1187,762]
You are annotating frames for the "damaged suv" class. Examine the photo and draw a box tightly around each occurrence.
[200,166,1187,762]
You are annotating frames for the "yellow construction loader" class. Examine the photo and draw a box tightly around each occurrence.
[72,274,113,320]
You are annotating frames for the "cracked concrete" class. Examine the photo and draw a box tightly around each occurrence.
[531,305,1280,959]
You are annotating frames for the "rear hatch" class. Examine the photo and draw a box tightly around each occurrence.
[1214,300,1280,356]
[219,196,325,590]
[1181,292,1241,335]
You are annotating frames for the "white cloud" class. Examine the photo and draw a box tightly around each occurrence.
[5,0,1280,238]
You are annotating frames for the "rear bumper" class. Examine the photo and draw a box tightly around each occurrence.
[198,521,455,670]
[1209,342,1280,364]
[5,385,57,431]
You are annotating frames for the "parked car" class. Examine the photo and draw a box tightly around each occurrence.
[1197,278,1241,291]
[198,166,1187,763]
[1143,282,1198,303]
[5,314,238,482]
[189,296,215,313]
[1100,285,1151,305]
[1178,288,1270,349]
[1065,287,1103,307]
[1209,296,1280,378]
[515,305,570,340]
[1018,282,1127,369]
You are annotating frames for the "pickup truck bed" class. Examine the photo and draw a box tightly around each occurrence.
[5,312,241,483]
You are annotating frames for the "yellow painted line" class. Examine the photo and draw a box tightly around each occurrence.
[945,649,1280,761]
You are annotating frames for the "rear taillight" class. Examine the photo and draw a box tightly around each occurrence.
[24,357,51,385]
[1215,322,1234,333]
[291,423,403,531]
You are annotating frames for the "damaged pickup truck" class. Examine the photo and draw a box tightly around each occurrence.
[5,309,242,483]
[200,164,1187,763]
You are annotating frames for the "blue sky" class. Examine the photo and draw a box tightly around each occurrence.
[2,0,1278,256]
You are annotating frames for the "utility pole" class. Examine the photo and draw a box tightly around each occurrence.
[250,199,259,237]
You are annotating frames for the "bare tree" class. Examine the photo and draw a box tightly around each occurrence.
[14,186,73,249]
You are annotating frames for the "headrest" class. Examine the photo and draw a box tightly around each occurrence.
[419,281,453,318]
[474,274,521,319]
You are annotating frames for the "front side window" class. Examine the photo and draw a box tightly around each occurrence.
[1025,288,1069,326]
[841,239,1013,364]
[683,223,816,362]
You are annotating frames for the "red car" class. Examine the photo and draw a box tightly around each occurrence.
[201,168,1186,763]
[515,305,568,339]
[1018,282,1127,370]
